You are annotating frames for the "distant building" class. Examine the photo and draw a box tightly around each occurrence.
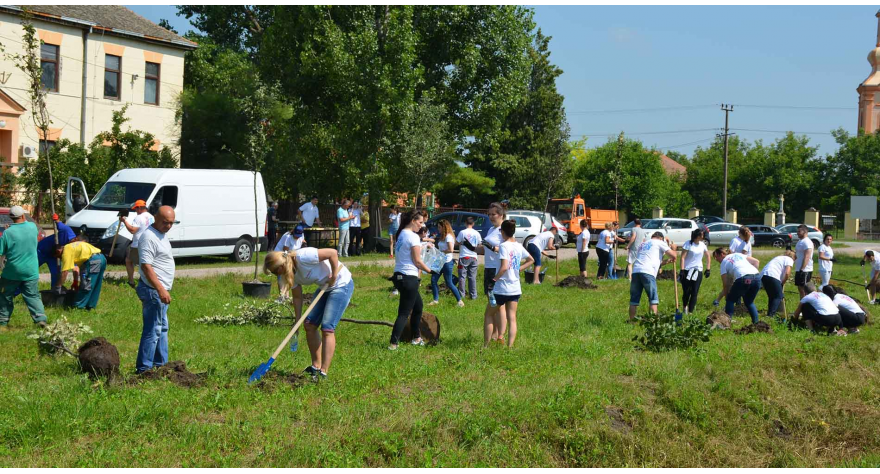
[657,152,687,179]
[0,5,196,169]
[857,10,880,134]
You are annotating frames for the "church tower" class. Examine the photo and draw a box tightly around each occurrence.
[857,11,880,133]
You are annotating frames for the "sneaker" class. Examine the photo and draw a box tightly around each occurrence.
[388,344,398,351]
[390,289,399,297]
[411,338,425,346]
[457,300,465,308]
[427,300,439,306]
[303,365,319,376]
[36,321,47,329]
[318,371,328,381]
[871,299,879,305]
[835,329,847,337]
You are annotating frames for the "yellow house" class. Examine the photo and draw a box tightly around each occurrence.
[0,5,196,168]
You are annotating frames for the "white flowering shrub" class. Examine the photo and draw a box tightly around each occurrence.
[195,301,291,326]
[27,316,92,356]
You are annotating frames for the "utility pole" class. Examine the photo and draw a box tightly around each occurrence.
[719,104,734,218]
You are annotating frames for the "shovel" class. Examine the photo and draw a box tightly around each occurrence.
[555,246,559,284]
[672,258,682,323]
[248,285,327,384]
[109,209,130,257]
[781,282,788,321]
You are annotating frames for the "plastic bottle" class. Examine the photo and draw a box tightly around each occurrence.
[290,331,298,352]
[488,290,497,307]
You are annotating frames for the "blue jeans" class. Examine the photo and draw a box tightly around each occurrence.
[431,260,463,302]
[305,279,354,332]
[609,250,618,280]
[136,280,169,373]
[38,253,62,288]
[630,273,658,306]
[725,274,761,324]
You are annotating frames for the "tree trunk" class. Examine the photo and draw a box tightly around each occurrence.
[253,169,259,281]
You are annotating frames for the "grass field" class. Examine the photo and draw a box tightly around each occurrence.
[2,255,879,467]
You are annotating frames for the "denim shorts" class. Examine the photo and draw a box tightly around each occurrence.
[494,293,520,305]
[526,243,542,267]
[305,279,354,332]
[630,273,658,306]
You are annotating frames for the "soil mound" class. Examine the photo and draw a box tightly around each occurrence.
[734,321,773,335]
[136,360,203,387]
[78,337,120,378]
[402,311,440,344]
[657,269,676,280]
[556,276,597,289]
[706,312,731,330]
[605,406,632,434]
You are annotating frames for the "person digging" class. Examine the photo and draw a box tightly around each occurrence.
[525,227,557,284]
[59,236,107,310]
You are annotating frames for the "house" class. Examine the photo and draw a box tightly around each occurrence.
[658,153,686,179]
[0,5,196,169]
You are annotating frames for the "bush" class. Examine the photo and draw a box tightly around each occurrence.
[27,316,93,356]
[632,313,710,352]
[195,300,292,326]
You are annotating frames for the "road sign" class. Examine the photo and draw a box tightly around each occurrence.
[851,196,877,220]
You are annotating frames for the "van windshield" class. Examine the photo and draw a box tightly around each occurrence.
[87,182,156,211]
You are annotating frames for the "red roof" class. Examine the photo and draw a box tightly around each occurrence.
[658,153,686,178]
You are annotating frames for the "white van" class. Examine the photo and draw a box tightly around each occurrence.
[65,168,267,262]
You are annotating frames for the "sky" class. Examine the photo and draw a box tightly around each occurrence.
[129,5,878,157]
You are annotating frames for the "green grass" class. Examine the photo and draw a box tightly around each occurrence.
[2,256,879,467]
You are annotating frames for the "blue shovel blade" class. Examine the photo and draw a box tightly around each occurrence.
[248,357,275,384]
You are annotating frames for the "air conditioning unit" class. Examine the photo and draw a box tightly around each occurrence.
[20,144,37,159]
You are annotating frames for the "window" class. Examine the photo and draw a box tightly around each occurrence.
[90,182,156,211]
[149,186,178,214]
[39,140,56,155]
[104,54,121,100]
[40,44,59,91]
[576,204,585,217]
[144,61,160,105]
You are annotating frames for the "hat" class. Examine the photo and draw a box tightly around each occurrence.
[293,225,304,237]
[9,205,25,218]
[131,200,147,209]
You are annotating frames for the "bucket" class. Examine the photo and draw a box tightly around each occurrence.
[40,290,76,308]
[242,281,272,298]
[524,269,546,284]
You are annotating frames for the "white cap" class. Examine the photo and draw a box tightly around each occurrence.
[9,205,25,218]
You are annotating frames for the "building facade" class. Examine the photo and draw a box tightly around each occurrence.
[857,11,880,134]
[0,5,195,169]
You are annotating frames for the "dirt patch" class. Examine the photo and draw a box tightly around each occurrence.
[254,371,311,391]
[135,360,204,387]
[657,269,675,280]
[733,305,767,318]
[77,337,120,379]
[772,419,792,440]
[706,311,731,330]
[402,311,441,344]
[734,321,773,335]
[604,406,632,434]
[556,276,597,289]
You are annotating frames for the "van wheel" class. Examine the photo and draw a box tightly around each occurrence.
[233,239,253,262]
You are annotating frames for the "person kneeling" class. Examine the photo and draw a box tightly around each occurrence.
[264,247,354,381]
[59,238,107,310]
[822,286,866,335]
[792,282,842,334]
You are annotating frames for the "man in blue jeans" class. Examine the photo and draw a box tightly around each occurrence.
[135,206,176,373]
[628,232,677,322]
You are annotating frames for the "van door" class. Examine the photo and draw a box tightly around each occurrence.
[148,184,182,255]
[65,177,89,219]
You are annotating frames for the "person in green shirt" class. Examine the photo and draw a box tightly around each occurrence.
[0,206,47,331]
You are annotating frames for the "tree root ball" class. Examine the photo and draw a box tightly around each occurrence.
[556,276,597,289]
[657,270,675,280]
[706,312,731,330]
[734,321,773,335]
[78,337,120,378]
[401,311,440,344]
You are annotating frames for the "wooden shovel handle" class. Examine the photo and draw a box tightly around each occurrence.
[271,285,327,360]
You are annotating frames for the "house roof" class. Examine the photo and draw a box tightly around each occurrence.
[658,153,687,177]
[2,5,197,50]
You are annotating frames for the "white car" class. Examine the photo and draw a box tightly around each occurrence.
[706,222,754,248]
[507,210,567,245]
[641,218,701,246]
[776,223,822,248]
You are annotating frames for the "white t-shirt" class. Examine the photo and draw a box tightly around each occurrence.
[457,228,482,259]
[350,208,362,227]
[274,232,305,252]
[720,253,760,281]
[393,229,422,276]
[298,202,320,226]
[495,241,530,296]
[681,240,707,271]
[800,291,838,315]
[388,212,401,228]
[576,229,590,253]
[632,238,671,277]
[818,244,833,272]
[138,226,175,291]
[129,212,154,249]
[484,226,503,270]
[729,236,752,256]
[761,255,794,281]
[437,234,455,263]
[292,247,351,290]
[795,238,814,272]
[833,293,863,314]
[596,230,612,250]
[531,231,554,252]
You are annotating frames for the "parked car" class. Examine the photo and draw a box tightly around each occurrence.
[775,223,822,248]
[0,209,46,241]
[706,222,743,247]
[744,225,793,248]
[642,218,703,246]
[507,210,568,245]
[694,215,726,225]
[617,219,654,240]
[425,211,493,240]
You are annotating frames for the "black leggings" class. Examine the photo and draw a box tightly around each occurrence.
[349,226,362,255]
[597,248,610,278]
[839,307,866,328]
[390,273,422,345]
[679,270,703,313]
[762,275,784,317]
[578,251,589,272]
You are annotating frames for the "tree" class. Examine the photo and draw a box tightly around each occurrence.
[394,97,455,209]
[158,19,179,35]
[820,128,880,215]
[432,167,496,209]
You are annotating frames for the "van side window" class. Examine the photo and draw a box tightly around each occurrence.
[149,186,179,214]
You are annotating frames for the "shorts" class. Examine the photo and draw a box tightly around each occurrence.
[304,279,354,332]
[484,267,497,297]
[627,250,637,265]
[526,243,542,267]
[128,246,140,265]
[630,273,659,306]
[794,271,812,286]
[494,293,520,305]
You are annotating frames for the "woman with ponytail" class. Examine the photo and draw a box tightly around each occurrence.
[389,209,434,350]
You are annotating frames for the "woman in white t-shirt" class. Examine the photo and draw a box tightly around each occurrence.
[263,246,353,381]
[793,282,842,332]
[596,222,614,279]
[822,286,866,334]
[389,210,434,350]
[428,219,464,307]
[713,247,762,324]
[760,250,795,319]
[816,234,835,290]
[491,219,534,348]
[576,219,591,277]
[481,202,507,346]
[678,228,711,315]
[729,226,753,256]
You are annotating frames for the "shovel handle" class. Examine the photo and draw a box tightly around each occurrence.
[109,221,122,256]
[270,285,327,360]
[672,258,680,311]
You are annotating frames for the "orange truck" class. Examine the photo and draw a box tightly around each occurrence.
[546,195,619,243]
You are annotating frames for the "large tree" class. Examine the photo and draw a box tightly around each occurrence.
[820,128,880,215]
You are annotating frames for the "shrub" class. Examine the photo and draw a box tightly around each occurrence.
[195,301,292,326]
[632,313,710,352]
[27,316,92,356]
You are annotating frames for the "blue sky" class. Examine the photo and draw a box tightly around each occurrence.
[130,5,878,157]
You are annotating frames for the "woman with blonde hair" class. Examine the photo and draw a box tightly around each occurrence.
[264,246,354,381]
[429,219,465,307]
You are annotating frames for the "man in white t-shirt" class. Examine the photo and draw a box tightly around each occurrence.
[794,225,814,298]
[628,232,676,321]
[120,199,154,289]
[275,225,306,252]
[863,250,880,304]
[136,206,176,374]
[298,196,321,228]
[525,228,557,284]
[456,216,483,300]
[625,218,647,281]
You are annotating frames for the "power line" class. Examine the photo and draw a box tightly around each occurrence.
[655,137,716,150]
[575,128,719,137]
[567,104,716,115]
[731,128,835,136]
[735,104,856,111]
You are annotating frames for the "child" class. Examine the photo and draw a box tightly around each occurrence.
[491,219,534,348]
